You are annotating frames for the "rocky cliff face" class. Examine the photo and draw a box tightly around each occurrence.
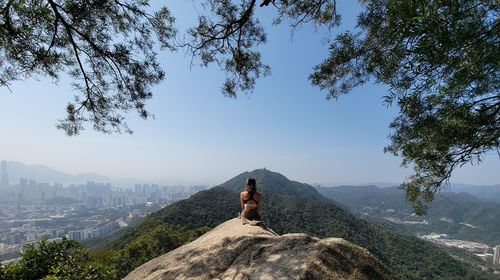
[124,218,395,280]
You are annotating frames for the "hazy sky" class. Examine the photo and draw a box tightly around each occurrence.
[0,2,498,186]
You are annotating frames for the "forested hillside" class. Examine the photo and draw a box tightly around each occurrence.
[105,169,496,279]
[317,185,500,245]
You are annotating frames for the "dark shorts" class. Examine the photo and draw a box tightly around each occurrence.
[243,209,261,221]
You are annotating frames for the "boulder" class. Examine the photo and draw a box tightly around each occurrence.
[124,218,395,280]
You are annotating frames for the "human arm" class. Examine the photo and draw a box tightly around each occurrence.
[240,192,245,210]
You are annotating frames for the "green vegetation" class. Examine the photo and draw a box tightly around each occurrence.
[105,169,499,280]
[0,225,209,280]
[0,1,176,135]
[90,220,209,279]
[0,238,114,280]
[308,0,500,214]
[317,185,500,245]
[146,187,241,228]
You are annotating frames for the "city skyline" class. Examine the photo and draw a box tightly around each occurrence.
[0,168,202,261]
[0,159,498,188]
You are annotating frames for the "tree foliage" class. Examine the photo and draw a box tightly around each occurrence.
[308,0,499,214]
[0,238,114,280]
[185,0,340,96]
[86,219,210,279]
[0,0,175,135]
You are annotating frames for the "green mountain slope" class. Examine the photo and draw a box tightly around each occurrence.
[219,168,326,200]
[317,185,500,245]
[107,169,497,280]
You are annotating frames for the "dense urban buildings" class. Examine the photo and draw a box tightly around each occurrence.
[0,161,207,262]
[421,233,500,271]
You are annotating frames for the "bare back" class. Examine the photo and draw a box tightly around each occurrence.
[240,191,262,212]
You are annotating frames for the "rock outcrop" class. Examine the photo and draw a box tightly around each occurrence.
[124,218,395,280]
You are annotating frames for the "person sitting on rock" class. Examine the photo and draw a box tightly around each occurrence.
[240,177,262,225]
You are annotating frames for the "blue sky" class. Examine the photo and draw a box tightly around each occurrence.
[0,1,498,186]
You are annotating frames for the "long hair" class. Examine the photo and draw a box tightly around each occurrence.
[244,177,256,194]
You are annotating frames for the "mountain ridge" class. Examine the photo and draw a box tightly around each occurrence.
[109,169,495,279]
[219,168,325,200]
[1,160,109,184]
[320,182,500,203]
[317,184,500,245]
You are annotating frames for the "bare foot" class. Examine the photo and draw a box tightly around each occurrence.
[248,220,262,226]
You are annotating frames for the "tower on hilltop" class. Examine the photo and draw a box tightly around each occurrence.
[1,160,9,190]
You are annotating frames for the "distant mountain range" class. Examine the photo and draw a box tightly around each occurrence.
[316,185,500,245]
[448,183,500,203]
[1,160,109,185]
[322,182,500,203]
[106,169,495,280]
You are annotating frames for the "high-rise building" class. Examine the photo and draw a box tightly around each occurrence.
[67,230,83,241]
[1,160,9,190]
[494,245,500,267]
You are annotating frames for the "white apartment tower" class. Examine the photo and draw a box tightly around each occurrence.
[0,160,8,190]
[494,245,500,267]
